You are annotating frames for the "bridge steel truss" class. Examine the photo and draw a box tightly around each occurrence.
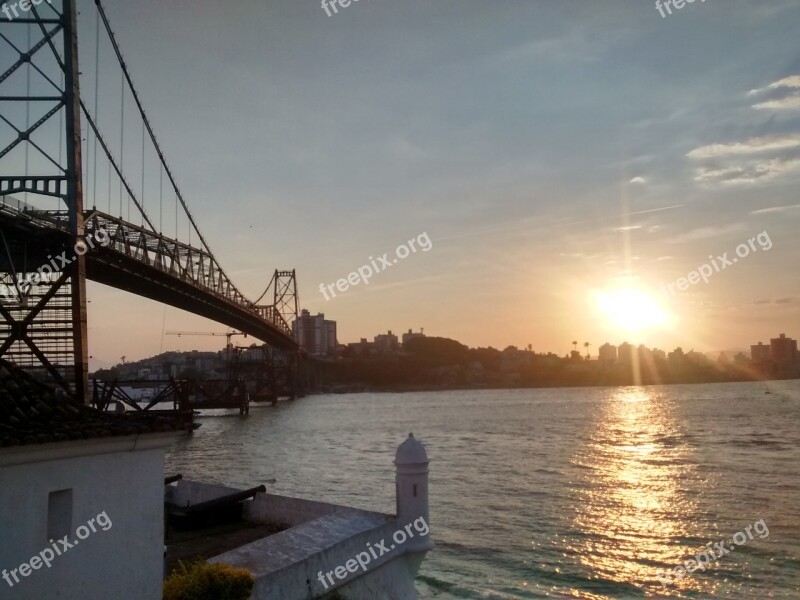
[0,0,88,400]
[0,0,299,404]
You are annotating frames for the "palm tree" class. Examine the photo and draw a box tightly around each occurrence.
[584,342,591,359]
[572,340,578,353]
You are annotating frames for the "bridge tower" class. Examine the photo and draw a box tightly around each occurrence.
[256,269,300,399]
[0,0,89,402]
[266,269,298,329]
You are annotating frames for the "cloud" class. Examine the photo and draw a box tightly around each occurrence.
[694,157,800,185]
[615,225,642,232]
[747,75,800,110]
[688,133,800,185]
[753,94,800,110]
[628,176,646,184]
[747,75,800,95]
[753,296,800,305]
[628,204,683,216]
[750,203,800,215]
[670,223,745,243]
[687,134,800,159]
[747,75,800,96]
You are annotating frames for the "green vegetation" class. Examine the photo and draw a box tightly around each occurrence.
[163,561,254,600]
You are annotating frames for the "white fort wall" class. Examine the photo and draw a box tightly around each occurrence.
[177,432,433,599]
[0,434,175,600]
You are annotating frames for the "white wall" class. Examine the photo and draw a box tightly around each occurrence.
[0,440,170,600]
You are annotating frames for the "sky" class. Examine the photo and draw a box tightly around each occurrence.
[12,0,800,368]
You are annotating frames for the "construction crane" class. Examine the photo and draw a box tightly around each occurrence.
[166,331,248,349]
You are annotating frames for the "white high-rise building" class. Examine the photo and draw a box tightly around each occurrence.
[292,309,337,356]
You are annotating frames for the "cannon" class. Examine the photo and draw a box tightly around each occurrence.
[166,485,266,529]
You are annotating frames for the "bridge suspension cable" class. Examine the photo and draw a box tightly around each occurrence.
[91,0,213,254]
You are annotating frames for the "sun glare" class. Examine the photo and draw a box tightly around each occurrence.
[594,288,670,333]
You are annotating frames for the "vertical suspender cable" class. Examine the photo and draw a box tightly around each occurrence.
[95,0,214,254]
[141,122,145,226]
[24,24,30,205]
[107,158,111,214]
[93,9,100,211]
[119,72,124,220]
[85,100,90,211]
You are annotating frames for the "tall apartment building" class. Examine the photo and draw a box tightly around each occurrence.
[751,341,771,362]
[770,333,798,367]
[598,343,618,363]
[293,309,337,356]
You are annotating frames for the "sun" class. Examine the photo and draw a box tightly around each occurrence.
[594,288,670,333]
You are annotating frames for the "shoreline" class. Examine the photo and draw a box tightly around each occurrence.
[317,376,800,395]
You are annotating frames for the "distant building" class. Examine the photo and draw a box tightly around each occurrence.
[347,338,374,355]
[598,343,617,363]
[770,333,798,367]
[402,328,425,346]
[751,341,771,362]
[293,309,337,356]
[374,330,399,352]
[618,342,634,364]
[668,347,685,364]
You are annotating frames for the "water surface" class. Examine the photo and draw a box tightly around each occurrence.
[165,381,800,598]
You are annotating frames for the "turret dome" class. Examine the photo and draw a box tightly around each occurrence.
[394,433,428,465]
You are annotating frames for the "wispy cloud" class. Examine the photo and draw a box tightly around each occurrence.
[748,75,800,95]
[750,203,800,215]
[748,75,800,110]
[694,157,800,185]
[628,204,683,216]
[670,223,745,243]
[687,134,800,159]
[753,94,800,110]
[753,296,800,305]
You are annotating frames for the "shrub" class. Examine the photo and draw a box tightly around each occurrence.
[163,561,254,600]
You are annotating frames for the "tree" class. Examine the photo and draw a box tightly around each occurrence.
[584,342,591,359]
[404,336,469,366]
[572,340,578,353]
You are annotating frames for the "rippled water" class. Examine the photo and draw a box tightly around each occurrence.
[165,381,800,599]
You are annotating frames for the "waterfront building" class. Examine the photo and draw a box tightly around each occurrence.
[346,337,375,355]
[651,348,667,361]
[374,330,399,352]
[751,341,771,362]
[618,342,634,364]
[402,328,426,346]
[770,333,798,367]
[293,309,338,356]
[598,343,618,363]
[668,347,685,364]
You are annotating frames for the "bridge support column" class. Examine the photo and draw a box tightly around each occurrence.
[0,0,88,403]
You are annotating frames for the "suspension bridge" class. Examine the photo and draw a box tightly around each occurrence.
[0,0,304,406]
